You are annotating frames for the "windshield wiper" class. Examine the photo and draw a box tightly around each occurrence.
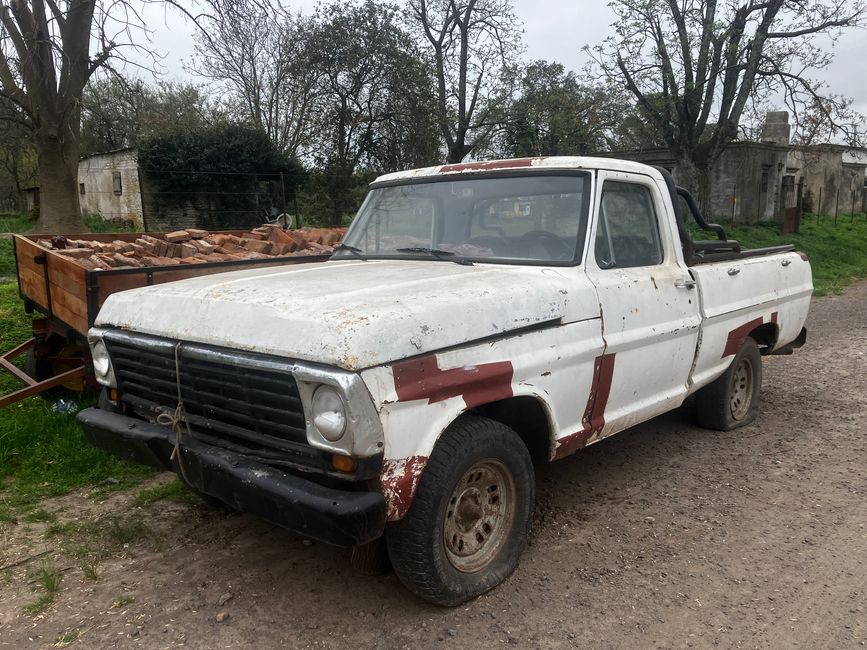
[332,243,365,258]
[395,247,473,266]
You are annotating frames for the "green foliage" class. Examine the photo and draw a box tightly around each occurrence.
[138,124,305,229]
[0,211,35,233]
[505,61,627,157]
[22,561,62,615]
[0,239,16,283]
[133,478,199,507]
[81,76,217,155]
[82,212,138,233]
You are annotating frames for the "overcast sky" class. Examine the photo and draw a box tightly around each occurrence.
[137,0,867,117]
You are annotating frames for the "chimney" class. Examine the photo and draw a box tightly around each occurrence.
[760,111,791,146]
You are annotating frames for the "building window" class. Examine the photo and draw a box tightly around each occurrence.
[79,183,86,196]
[112,172,122,195]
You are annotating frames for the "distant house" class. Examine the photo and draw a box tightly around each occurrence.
[605,112,867,222]
[77,148,145,229]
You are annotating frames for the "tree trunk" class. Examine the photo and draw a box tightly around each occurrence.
[674,154,713,219]
[34,122,86,233]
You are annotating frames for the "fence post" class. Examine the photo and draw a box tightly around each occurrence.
[817,186,822,224]
[731,181,737,222]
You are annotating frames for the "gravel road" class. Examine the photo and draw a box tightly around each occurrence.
[1,282,865,649]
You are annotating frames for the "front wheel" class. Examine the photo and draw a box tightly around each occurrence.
[386,416,534,606]
[696,337,762,430]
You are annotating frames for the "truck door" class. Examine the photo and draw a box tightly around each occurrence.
[583,172,702,438]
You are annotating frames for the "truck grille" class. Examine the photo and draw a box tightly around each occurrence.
[105,332,308,450]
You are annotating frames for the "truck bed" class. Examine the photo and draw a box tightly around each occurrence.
[13,232,329,339]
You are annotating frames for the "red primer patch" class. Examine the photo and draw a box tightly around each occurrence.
[721,310,784,358]
[797,251,809,262]
[379,455,427,520]
[392,356,514,409]
[554,353,616,460]
[440,158,540,174]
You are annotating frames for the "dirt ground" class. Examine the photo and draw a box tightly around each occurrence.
[1,281,865,649]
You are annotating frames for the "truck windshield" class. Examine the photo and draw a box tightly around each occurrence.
[334,174,589,265]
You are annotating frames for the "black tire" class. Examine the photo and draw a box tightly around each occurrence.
[24,348,52,381]
[696,337,762,430]
[386,416,534,606]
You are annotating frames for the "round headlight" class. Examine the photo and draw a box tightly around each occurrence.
[90,338,115,387]
[312,385,347,442]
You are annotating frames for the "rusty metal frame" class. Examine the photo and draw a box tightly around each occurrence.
[0,338,86,408]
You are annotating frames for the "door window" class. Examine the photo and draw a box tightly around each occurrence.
[595,181,663,269]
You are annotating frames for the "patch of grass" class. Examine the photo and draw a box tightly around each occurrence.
[0,396,154,517]
[0,212,35,233]
[22,593,55,615]
[83,212,138,233]
[34,561,62,592]
[45,521,82,536]
[98,514,152,545]
[55,628,80,647]
[0,239,16,283]
[132,478,198,507]
[111,594,134,609]
[81,563,98,581]
[22,560,62,615]
[22,508,56,523]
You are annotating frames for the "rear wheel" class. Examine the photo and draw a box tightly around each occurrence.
[696,337,762,430]
[386,416,534,606]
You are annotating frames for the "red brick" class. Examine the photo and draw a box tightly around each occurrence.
[165,230,192,242]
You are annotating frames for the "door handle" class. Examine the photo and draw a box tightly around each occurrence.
[674,278,696,290]
[781,259,792,267]
[728,267,741,276]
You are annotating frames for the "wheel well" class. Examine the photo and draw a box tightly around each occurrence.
[749,323,779,353]
[469,396,552,464]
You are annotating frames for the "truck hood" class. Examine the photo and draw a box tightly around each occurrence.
[95,259,597,370]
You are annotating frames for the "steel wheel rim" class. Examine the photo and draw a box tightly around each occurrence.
[443,459,516,574]
[730,357,754,420]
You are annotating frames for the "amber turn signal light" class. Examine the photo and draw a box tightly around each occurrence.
[332,454,356,473]
[110,389,119,402]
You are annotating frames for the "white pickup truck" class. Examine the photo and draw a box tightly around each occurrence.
[78,157,812,606]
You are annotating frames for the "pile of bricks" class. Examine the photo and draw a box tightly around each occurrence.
[40,225,346,270]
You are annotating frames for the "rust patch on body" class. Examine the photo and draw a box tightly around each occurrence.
[392,355,514,409]
[379,456,428,520]
[554,353,616,460]
[440,158,540,174]
[722,311,779,357]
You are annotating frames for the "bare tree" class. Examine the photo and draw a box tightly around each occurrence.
[407,0,522,163]
[0,1,206,231]
[591,0,865,207]
[190,0,319,159]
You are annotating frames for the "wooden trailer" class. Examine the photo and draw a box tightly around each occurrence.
[1,232,329,407]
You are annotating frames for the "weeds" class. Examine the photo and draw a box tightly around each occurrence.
[22,560,62,615]
[112,595,135,609]
[54,629,80,647]
[22,508,57,523]
[81,563,98,580]
[133,478,198,507]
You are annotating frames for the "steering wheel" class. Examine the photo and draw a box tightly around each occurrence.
[519,230,574,261]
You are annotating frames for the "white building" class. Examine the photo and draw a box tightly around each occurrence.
[77,148,145,229]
